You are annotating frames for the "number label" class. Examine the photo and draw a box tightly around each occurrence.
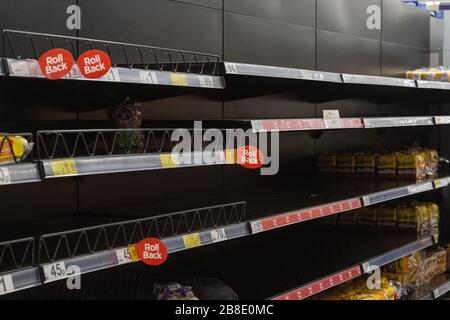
[116,246,139,265]
[0,168,11,185]
[139,71,158,85]
[183,233,201,249]
[51,159,78,176]
[199,76,214,88]
[210,228,227,243]
[43,262,67,282]
[0,275,14,295]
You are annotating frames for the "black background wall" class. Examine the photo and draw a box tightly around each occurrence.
[0,0,440,241]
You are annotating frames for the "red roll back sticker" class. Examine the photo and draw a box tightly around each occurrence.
[237,145,264,169]
[38,48,74,80]
[135,238,168,266]
[77,50,112,79]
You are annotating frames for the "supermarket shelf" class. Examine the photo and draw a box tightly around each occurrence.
[2,58,225,90]
[408,274,450,300]
[341,74,416,88]
[417,80,450,90]
[0,163,41,186]
[270,232,437,300]
[250,116,442,132]
[223,62,342,83]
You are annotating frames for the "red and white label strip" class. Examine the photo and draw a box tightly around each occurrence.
[272,266,362,300]
[251,118,363,132]
[250,198,362,234]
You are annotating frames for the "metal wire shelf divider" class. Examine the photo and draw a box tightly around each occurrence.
[38,201,247,264]
[0,237,35,274]
[36,128,224,160]
[2,29,220,76]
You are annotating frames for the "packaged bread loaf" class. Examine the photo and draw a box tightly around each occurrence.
[357,207,377,231]
[376,206,397,232]
[336,153,356,178]
[318,153,336,177]
[0,135,33,165]
[397,204,430,233]
[376,152,397,179]
[396,151,427,180]
[355,153,376,178]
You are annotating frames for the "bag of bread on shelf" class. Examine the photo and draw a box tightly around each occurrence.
[0,135,33,165]
[335,153,356,178]
[355,153,376,178]
[396,150,427,180]
[376,151,397,179]
[446,245,450,272]
[383,251,425,290]
[357,207,377,231]
[406,68,427,80]
[416,249,447,287]
[318,153,336,177]
[423,202,439,229]
[422,148,439,175]
[397,203,430,233]
[376,206,397,232]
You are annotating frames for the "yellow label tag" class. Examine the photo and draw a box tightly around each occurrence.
[128,245,140,262]
[51,159,78,176]
[183,233,201,249]
[170,73,188,86]
[224,149,237,164]
[160,154,179,167]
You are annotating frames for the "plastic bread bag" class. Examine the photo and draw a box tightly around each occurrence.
[154,283,199,300]
[0,135,34,165]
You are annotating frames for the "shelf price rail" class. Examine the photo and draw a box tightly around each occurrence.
[2,175,450,296]
[1,29,224,89]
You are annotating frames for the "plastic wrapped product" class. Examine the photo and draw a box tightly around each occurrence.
[154,283,198,300]
[376,152,397,179]
[335,153,356,178]
[355,153,376,178]
[318,153,336,177]
[406,68,424,80]
[0,135,33,165]
[424,203,439,229]
[396,151,427,180]
[422,149,439,176]
[397,204,430,234]
[376,206,397,232]
[446,245,450,272]
[383,251,425,290]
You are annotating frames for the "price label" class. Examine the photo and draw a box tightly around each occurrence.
[139,71,158,84]
[210,228,227,243]
[323,109,341,129]
[116,245,139,265]
[434,179,448,189]
[225,63,238,74]
[51,159,78,176]
[160,154,180,168]
[224,149,237,164]
[183,233,201,249]
[199,76,215,88]
[435,116,450,125]
[43,261,67,282]
[250,220,263,234]
[407,183,433,195]
[0,274,15,295]
[0,167,11,185]
[170,73,188,86]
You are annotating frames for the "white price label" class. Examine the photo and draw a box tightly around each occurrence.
[250,221,263,234]
[0,168,11,185]
[43,262,67,282]
[0,274,15,295]
[407,183,433,194]
[323,109,341,129]
[210,228,227,243]
[435,116,450,125]
[225,63,238,74]
[116,247,133,265]
[103,69,120,82]
[199,76,215,88]
[139,71,158,84]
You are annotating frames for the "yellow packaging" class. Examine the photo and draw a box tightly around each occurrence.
[422,149,439,175]
[318,153,336,176]
[396,151,427,180]
[424,203,439,229]
[397,204,430,233]
[336,153,356,177]
[376,206,397,231]
[376,153,397,178]
[383,251,424,288]
[406,69,423,80]
[356,153,376,178]
[0,135,31,164]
